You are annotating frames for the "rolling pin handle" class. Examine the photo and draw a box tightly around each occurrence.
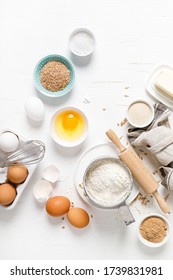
[153,190,170,214]
[106,129,126,153]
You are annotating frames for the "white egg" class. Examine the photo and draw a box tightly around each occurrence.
[25,97,45,122]
[0,132,19,153]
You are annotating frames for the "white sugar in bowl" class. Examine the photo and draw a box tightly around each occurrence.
[69,28,95,57]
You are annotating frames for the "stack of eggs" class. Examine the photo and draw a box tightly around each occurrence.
[0,131,28,207]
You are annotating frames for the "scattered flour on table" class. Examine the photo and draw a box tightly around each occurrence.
[85,159,132,206]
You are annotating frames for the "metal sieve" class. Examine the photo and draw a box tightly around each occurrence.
[83,156,135,226]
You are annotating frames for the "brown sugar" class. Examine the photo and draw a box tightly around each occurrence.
[137,193,150,205]
[130,192,151,206]
[40,61,70,92]
[140,216,167,243]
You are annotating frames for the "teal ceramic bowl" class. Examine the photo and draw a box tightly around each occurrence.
[34,54,75,98]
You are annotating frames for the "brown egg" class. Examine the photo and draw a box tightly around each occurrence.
[7,164,28,184]
[67,207,90,228]
[0,183,17,206]
[46,196,70,217]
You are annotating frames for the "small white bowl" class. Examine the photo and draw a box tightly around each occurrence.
[138,213,170,248]
[127,99,154,128]
[50,106,88,148]
[68,28,95,57]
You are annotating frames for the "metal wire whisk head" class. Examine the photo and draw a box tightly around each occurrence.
[0,140,46,168]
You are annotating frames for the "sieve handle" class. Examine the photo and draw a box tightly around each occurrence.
[118,203,135,226]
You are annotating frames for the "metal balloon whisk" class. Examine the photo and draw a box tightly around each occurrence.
[0,140,45,168]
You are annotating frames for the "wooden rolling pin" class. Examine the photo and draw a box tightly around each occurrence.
[106,129,170,214]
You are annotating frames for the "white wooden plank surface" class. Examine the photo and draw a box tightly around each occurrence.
[0,0,173,259]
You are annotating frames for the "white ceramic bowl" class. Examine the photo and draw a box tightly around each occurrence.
[68,28,95,57]
[50,106,88,148]
[138,213,170,248]
[127,99,154,128]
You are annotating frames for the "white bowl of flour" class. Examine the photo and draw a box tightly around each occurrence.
[83,157,133,209]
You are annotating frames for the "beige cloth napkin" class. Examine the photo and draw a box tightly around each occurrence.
[133,126,173,166]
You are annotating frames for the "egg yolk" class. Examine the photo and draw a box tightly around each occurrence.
[54,109,86,141]
[62,113,78,130]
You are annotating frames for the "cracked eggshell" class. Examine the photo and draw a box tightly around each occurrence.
[33,180,53,203]
[42,165,60,184]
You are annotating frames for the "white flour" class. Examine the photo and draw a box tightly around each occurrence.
[85,159,132,206]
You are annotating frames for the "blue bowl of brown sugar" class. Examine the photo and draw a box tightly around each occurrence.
[34,54,75,98]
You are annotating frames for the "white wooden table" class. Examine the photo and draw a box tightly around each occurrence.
[0,0,173,260]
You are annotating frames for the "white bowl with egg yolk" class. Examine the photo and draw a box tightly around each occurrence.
[50,107,88,147]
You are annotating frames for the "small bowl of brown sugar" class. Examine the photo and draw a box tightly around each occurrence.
[34,54,75,98]
[138,213,170,248]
